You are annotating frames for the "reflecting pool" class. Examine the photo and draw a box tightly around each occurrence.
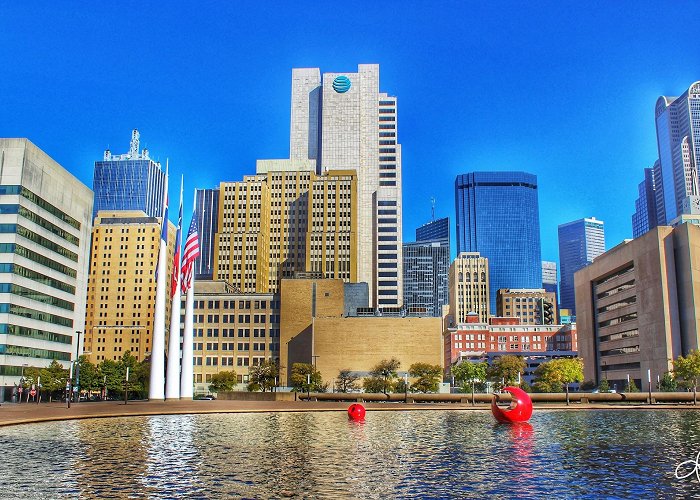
[1,409,700,498]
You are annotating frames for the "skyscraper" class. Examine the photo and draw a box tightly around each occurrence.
[84,210,175,364]
[403,217,449,316]
[655,82,700,225]
[93,129,166,219]
[448,252,490,324]
[632,165,660,238]
[194,187,219,280]
[214,169,357,293]
[403,217,450,316]
[0,139,93,402]
[541,260,558,317]
[558,217,605,313]
[416,217,449,244]
[290,64,402,307]
[454,171,542,311]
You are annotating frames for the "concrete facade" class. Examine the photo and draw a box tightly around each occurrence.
[290,65,403,308]
[183,280,279,394]
[575,224,700,391]
[0,139,93,399]
[280,278,441,387]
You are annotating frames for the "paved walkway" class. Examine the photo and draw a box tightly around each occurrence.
[0,399,696,427]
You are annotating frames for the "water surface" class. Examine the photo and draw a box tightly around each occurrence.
[1,409,699,498]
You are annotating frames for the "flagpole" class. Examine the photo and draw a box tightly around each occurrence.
[180,188,197,399]
[166,176,184,400]
[149,162,168,400]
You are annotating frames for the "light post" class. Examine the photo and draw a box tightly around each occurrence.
[74,331,82,403]
[19,363,28,403]
[648,369,652,404]
[404,373,408,403]
[102,375,107,401]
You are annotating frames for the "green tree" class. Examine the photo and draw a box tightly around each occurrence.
[533,358,584,404]
[452,361,488,400]
[363,358,400,395]
[674,350,700,404]
[77,356,100,395]
[488,355,526,389]
[625,378,639,393]
[209,370,238,393]
[659,372,677,392]
[408,363,442,393]
[290,363,324,392]
[39,360,69,401]
[248,360,278,392]
[599,378,610,392]
[335,369,360,393]
[99,359,124,398]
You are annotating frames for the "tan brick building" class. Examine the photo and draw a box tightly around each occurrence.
[84,210,175,363]
[496,288,557,325]
[186,280,279,393]
[448,252,490,324]
[214,168,357,294]
[280,278,442,387]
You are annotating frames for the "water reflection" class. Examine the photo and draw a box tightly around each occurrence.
[0,410,699,498]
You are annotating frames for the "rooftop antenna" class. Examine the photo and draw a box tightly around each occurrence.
[431,197,436,221]
[130,129,140,158]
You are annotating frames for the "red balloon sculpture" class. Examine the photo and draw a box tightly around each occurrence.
[491,386,533,423]
[348,403,366,421]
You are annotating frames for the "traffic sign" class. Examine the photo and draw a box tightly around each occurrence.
[29,389,36,397]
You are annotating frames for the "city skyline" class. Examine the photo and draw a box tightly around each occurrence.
[2,3,700,267]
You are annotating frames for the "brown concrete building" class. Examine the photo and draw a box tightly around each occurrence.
[448,252,490,324]
[575,223,700,391]
[185,280,279,394]
[280,278,442,387]
[496,288,557,325]
[84,210,175,363]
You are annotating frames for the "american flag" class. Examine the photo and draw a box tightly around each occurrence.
[170,197,183,298]
[181,214,200,293]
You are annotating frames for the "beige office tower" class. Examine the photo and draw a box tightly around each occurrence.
[496,288,557,325]
[290,64,402,307]
[448,252,490,324]
[306,170,357,281]
[215,178,271,293]
[84,210,175,363]
[214,169,357,293]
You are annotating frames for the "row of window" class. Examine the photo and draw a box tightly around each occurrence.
[0,343,71,361]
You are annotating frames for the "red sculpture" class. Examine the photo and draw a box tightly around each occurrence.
[491,386,533,423]
[347,403,366,421]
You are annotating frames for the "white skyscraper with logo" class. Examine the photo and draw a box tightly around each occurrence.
[289,64,402,307]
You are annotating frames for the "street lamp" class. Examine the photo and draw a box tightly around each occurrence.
[74,331,82,403]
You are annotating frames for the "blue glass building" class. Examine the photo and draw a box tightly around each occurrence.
[92,130,166,219]
[557,217,605,314]
[416,217,449,244]
[194,187,220,280]
[455,171,542,311]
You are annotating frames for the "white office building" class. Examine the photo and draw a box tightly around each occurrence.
[288,64,402,307]
[0,139,93,401]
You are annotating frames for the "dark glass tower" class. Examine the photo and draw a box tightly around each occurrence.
[194,187,220,280]
[455,171,542,311]
[92,130,166,219]
[403,217,450,317]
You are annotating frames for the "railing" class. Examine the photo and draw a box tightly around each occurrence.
[297,392,700,404]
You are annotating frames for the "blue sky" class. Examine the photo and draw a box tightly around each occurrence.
[1,2,699,266]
